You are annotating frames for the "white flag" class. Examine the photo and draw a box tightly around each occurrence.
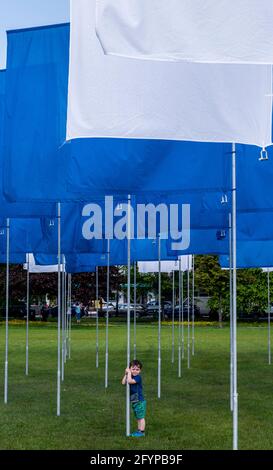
[138,257,191,273]
[25,254,65,273]
[67,0,272,148]
[96,0,273,65]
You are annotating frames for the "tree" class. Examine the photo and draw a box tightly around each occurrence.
[0,264,58,306]
[71,266,124,305]
[194,255,269,321]
[0,264,125,307]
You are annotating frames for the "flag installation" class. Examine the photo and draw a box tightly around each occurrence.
[3,2,273,451]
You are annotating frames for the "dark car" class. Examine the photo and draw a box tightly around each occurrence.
[0,302,36,320]
[115,303,146,319]
[174,302,201,320]
[10,303,27,319]
[96,303,115,318]
[146,301,173,318]
[237,310,273,322]
[163,301,201,320]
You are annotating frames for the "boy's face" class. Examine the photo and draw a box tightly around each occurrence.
[130,365,141,376]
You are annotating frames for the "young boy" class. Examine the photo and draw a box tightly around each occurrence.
[122,359,146,437]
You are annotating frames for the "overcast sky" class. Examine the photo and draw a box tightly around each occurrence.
[0,0,70,68]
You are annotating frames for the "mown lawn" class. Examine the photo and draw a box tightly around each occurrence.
[0,321,272,450]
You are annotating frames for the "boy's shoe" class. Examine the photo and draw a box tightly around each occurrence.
[130,431,145,437]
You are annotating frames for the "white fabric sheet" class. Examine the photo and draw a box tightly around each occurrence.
[138,256,191,273]
[25,254,65,273]
[67,0,272,148]
[96,0,273,65]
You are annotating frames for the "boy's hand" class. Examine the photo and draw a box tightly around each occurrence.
[125,367,131,374]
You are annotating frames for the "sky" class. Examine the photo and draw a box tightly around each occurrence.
[0,0,70,68]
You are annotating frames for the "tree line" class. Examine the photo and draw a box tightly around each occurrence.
[0,256,270,319]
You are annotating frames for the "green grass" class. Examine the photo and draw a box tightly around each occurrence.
[0,321,272,450]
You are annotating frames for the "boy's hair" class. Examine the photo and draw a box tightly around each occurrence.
[129,359,143,369]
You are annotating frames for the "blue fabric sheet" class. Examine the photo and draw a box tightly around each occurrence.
[0,218,46,254]
[219,241,273,269]
[0,69,56,217]
[0,253,26,264]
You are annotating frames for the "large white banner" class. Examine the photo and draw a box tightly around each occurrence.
[96,0,273,64]
[138,256,192,274]
[67,0,272,148]
[24,254,64,273]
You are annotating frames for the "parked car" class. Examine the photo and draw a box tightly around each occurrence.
[0,302,36,320]
[85,306,97,318]
[173,302,201,320]
[237,310,273,322]
[98,303,115,318]
[115,303,146,319]
[146,301,173,318]
[161,301,201,320]
[9,302,27,319]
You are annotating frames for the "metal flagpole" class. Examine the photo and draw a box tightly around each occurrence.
[182,270,184,360]
[105,239,110,388]
[61,255,65,381]
[4,218,10,404]
[66,273,68,359]
[232,143,238,450]
[126,194,131,436]
[68,273,72,360]
[66,272,69,359]
[171,270,175,364]
[25,253,30,376]
[192,255,195,356]
[133,262,137,360]
[178,258,182,377]
[64,268,67,363]
[158,233,161,398]
[96,266,99,368]
[268,269,271,365]
[57,203,61,416]
[187,256,191,369]
[229,213,233,412]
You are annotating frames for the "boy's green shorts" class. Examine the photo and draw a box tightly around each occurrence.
[132,400,147,419]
